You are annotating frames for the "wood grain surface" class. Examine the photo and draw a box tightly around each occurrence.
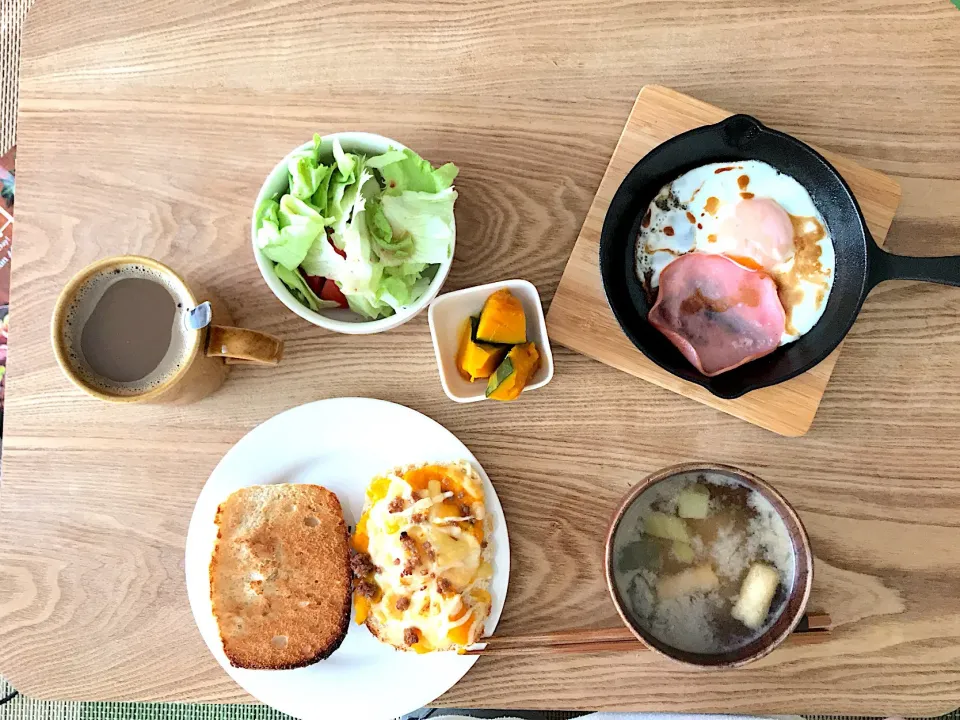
[1,0,959,715]
[547,85,902,437]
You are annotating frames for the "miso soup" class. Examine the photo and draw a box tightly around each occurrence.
[611,470,795,654]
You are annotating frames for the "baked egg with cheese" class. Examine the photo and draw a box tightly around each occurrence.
[350,461,493,653]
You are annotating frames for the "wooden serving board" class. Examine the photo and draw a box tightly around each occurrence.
[546,85,902,436]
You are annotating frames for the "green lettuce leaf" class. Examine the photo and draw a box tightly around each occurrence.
[300,230,345,280]
[375,264,434,311]
[273,263,338,312]
[313,134,358,180]
[310,169,333,215]
[368,148,458,195]
[336,205,383,298]
[303,196,391,320]
[315,135,362,229]
[255,197,280,235]
[329,168,374,241]
[331,137,357,180]
[365,149,406,170]
[255,195,327,270]
[380,188,457,264]
[346,292,391,320]
[287,153,331,201]
[366,197,414,265]
[389,261,429,278]
[376,275,414,312]
[327,175,349,228]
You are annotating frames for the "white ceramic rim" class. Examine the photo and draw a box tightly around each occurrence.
[251,132,455,335]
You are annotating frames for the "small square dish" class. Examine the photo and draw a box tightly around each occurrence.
[428,279,554,403]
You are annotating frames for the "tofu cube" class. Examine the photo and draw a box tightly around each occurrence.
[677,485,710,519]
[731,562,780,630]
[656,563,719,601]
[643,512,691,543]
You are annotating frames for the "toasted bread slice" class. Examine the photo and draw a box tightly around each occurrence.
[210,484,350,669]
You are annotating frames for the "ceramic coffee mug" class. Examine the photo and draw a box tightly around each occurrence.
[52,255,283,404]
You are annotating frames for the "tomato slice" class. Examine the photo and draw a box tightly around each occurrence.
[320,278,349,308]
[328,232,346,259]
[301,271,325,297]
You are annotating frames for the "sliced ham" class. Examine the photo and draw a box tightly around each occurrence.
[648,253,786,377]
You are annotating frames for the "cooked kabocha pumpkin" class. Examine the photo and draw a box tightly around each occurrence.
[457,317,508,382]
[475,288,527,345]
[485,342,540,401]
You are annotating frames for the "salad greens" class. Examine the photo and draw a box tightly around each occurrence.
[256,135,458,320]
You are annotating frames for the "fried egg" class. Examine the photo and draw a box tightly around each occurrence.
[635,160,835,344]
[351,461,492,653]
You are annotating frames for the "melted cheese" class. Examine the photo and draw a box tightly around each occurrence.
[354,462,492,651]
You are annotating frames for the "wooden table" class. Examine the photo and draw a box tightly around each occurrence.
[1,0,959,714]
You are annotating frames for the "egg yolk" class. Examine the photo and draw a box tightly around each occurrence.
[354,595,371,624]
[717,198,795,271]
[447,613,474,645]
[403,465,481,504]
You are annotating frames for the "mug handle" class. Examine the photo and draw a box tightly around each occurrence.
[205,325,284,366]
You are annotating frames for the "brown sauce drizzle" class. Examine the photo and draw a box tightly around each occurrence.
[707,233,717,243]
[772,214,829,337]
[686,211,696,224]
[740,192,755,199]
[737,175,750,190]
[681,289,729,315]
[704,197,720,215]
[714,166,735,174]
[664,226,675,236]
[697,223,703,230]
[680,285,761,315]
[688,181,705,203]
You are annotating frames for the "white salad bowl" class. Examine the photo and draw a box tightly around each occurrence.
[251,132,455,334]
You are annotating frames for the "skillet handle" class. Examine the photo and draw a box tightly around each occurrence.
[868,243,960,290]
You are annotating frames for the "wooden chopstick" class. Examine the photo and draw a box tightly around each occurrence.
[464,612,831,656]
[480,625,637,648]
[800,612,831,631]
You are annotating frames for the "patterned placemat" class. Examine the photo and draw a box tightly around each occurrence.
[1,687,958,720]
[0,691,588,720]
[0,0,31,154]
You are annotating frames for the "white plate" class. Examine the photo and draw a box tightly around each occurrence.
[185,398,510,720]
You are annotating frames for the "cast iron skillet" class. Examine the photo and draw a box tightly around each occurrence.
[600,114,960,399]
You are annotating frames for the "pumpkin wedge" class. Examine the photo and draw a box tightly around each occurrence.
[475,288,526,345]
[486,342,540,401]
[457,317,508,382]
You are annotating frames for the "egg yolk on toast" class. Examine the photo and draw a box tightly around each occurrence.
[350,462,492,652]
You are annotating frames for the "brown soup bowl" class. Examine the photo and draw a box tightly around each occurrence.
[604,463,813,668]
